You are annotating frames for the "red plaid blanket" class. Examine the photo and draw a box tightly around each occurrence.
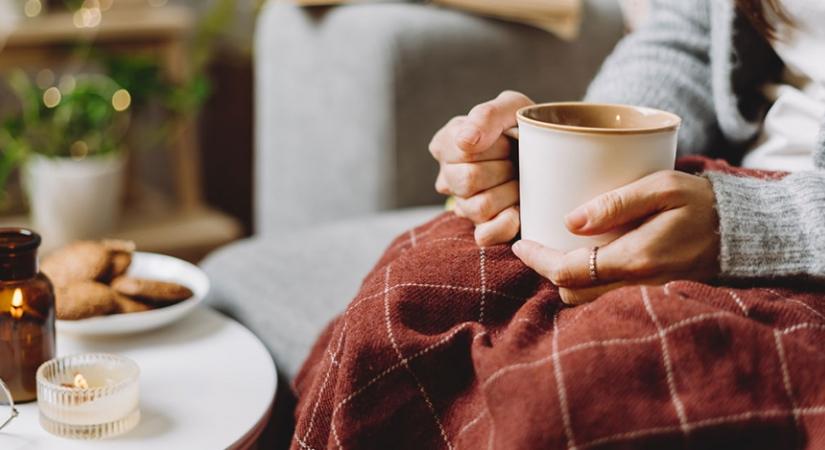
[291,157,825,450]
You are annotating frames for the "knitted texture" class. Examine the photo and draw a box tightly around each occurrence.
[585,0,825,279]
[816,121,825,169]
[585,0,719,156]
[707,171,825,279]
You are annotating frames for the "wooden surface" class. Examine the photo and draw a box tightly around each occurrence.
[0,199,243,262]
[4,6,193,47]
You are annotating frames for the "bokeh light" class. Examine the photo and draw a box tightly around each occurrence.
[43,87,61,108]
[23,0,42,18]
[73,2,103,29]
[112,89,132,112]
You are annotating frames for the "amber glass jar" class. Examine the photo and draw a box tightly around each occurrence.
[0,229,56,403]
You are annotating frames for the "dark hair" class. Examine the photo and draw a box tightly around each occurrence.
[735,0,792,39]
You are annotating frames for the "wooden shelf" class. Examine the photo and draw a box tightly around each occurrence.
[0,202,243,263]
[0,5,236,263]
[5,5,194,47]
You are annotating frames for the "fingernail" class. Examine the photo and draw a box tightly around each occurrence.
[511,240,523,253]
[565,209,587,230]
[458,127,480,146]
[474,227,488,246]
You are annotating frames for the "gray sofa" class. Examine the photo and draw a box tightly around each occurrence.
[202,1,624,381]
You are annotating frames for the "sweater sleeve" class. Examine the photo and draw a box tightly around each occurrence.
[705,168,825,280]
[584,0,721,156]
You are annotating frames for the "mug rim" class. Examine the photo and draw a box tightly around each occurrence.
[517,102,681,135]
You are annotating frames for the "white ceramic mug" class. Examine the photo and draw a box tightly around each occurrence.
[515,102,680,251]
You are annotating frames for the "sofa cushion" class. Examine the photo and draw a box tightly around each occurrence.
[201,206,443,379]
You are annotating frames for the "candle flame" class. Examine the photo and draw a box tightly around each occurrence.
[11,289,22,307]
[10,289,23,319]
[60,373,91,390]
[74,373,89,390]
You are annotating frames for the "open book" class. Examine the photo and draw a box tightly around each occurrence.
[291,0,583,40]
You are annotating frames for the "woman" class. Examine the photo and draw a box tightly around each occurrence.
[291,3,825,447]
[429,0,825,305]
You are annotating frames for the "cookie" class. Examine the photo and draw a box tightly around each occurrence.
[111,276,193,304]
[101,239,136,254]
[107,252,133,280]
[56,281,118,320]
[113,293,153,314]
[102,239,135,281]
[42,242,112,287]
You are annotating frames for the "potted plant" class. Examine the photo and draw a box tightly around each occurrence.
[1,0,237,249]
[0,71,131,249]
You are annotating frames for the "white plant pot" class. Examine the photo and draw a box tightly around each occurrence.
[24,154,126,252]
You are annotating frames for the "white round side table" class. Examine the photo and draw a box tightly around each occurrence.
[0,307,277,450]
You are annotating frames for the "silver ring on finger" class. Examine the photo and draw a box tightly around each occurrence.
[589,246,600,283]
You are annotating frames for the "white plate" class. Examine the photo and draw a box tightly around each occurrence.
[56,252,209,336]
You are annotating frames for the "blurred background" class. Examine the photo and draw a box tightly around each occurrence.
[0,0,643,265]
[0,0,258,260]
[1,1,645,446]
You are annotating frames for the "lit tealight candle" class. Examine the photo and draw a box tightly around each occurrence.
[10,289,23,319]
[68,373,89,390]
[37,353,140,440]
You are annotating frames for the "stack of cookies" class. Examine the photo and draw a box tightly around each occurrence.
[42,240,194,320]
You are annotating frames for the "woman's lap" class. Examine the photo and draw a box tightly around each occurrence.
[290,211,825,450]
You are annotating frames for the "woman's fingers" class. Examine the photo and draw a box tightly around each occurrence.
[559,274,676,305]
[462,136,513,163]
[511,239,638,288]
[454,180,519,224]
[511,240,565,280]
[430,129,512,164]
[565,171,686,236]
[442,161,515,197]
[510,241,672,305]
[458,91,533,154]
[559,281,629,306]
[475,206,520,246]
[511,240,640,305]
[511,238,674,305]
[435,167,451,195]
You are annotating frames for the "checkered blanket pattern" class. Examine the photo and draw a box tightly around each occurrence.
[291,157,825,450]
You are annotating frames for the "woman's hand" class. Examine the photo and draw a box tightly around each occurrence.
[512,171,721,305]
[430,91,534,246]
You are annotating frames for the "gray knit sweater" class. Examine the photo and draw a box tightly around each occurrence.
[584,0,825,280]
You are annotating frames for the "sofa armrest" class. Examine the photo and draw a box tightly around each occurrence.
[255,1,624,235]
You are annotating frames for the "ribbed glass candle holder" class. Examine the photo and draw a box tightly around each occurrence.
[36,353,140,440]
